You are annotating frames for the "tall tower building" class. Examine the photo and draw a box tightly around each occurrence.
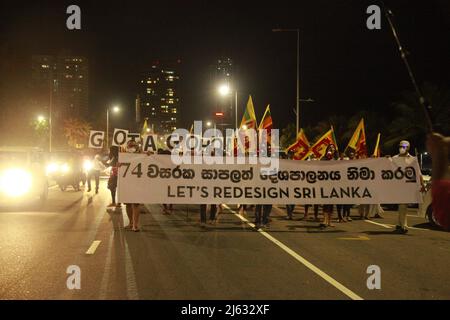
[138,59,180,135]
[31,54,89,120]
[216,57,233,83]
[215,57,234,126]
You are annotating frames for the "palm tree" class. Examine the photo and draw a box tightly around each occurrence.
[384,83,450,152]
[63,118,92,149]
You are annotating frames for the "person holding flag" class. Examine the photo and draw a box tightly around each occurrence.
[344,118,367,159]
[284,128,310,219]
[306,127,338,160]
[285,129,310,160]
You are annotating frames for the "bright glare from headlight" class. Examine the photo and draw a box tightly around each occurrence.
[83,160,93,172]
[61,163,70,173]
[0,168,32,197]
[46,163,59,175]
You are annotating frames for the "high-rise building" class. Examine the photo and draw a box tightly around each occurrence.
[138,59,180,135]
[214,57,234,126]
[216,57,233,83]
[31,54,89,120]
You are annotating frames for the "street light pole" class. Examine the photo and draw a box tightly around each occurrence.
[106,108,110,150]
[49,79,54,152]
[235,90,238,129]
[296,29,300,134]
[273,28,300,134]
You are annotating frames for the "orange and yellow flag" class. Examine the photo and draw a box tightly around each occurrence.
[345,118,367,158]
[258,105,273,131]
[258,105,273,147]
[307,127,338,159]
[240,95,257,129]
[372,133,381,158]
[285,129,310,160]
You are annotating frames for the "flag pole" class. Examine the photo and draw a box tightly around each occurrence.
[382,2,433,132]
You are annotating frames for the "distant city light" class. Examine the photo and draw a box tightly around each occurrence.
[112,106,120,113]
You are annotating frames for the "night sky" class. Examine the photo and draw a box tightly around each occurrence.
[1,0,449,132]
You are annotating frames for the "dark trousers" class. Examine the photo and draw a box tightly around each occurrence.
[305,205,319,218]
[337,205,351,219]
[200,205,217,223]
[255,205,272,225]
[286,205,295,218]
[110,188,116,204]
[87,170,100,191]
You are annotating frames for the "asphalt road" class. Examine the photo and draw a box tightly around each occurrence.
[1,180,449,300]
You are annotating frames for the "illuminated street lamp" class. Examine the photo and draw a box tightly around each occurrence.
[218,83,238,129]
[218,84,230,96]
[106,105,120,148]
[37,115,46,123]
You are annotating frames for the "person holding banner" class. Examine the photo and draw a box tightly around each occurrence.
[123,140,143,232]
[393,140,425,234]
[107,146,119,207]
[320,144,338,228]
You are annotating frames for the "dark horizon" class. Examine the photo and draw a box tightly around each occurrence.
[1,0,449,146]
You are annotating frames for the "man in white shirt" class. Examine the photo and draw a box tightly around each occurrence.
[87,154,106,193]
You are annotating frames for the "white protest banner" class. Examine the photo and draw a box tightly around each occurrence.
[117,154,422,205]
[112,129,129,147]
[88,131,105,149]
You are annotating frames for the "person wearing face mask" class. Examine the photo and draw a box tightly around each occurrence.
[393,140,424,234]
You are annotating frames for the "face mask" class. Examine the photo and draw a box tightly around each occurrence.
[128,147,137,153]
[399,148,406,155]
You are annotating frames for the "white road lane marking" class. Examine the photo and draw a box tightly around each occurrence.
[364,220,393,229]
[121,208,139,300]
[85,240,101,255]
[223,205,364,301]
[364,219,424,231]
[99,232,114,299]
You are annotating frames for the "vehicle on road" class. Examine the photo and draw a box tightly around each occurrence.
[0,146,48,206]
[46,151,83,192]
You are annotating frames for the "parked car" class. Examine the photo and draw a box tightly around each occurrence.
[0,146,48,206]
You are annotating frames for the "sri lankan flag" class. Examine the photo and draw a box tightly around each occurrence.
[285,129,310,160]
[307,127,338,159]
[258,105,273,145]
[372,133,381,157]
[345,118,367,158]
[240,95,257,129]
[258,105,273,131]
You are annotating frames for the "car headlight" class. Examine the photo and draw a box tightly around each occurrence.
[61,163,70,173]
[46,163,59,175]
[83,160,93,172]
[0,168,32,197]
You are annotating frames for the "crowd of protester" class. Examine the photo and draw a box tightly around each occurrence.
[85,134,448,234]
